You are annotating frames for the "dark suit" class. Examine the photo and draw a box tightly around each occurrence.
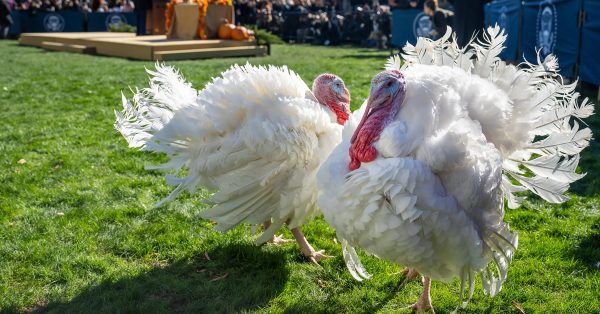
[134,0,152,35]
[448,0,490,46]
[0,0,11,27]
[431,10,448,38]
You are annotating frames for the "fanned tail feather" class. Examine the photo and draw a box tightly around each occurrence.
[501,62,594,207]
[389,26,475,73]
[115,63,201,208]
[114,62,198,150]
[472,26,506,78]
[386,25,594,208]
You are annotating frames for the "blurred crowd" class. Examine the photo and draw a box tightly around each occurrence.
[1,0,484,49]
[2,0,397,47]
[236,0,393,47]
[5,0,135,12]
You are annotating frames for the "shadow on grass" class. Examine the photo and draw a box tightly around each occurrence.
[281,276,402,314]
[569,217,600,271]
[41,243,289,313]
[340,53,389,60]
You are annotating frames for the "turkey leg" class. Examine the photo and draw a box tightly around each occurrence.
[410,276,435,313]
[263,220,293,245]
[291,227,331,265]
[398,268,421,289]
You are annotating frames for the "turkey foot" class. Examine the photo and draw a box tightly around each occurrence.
[270,234,294,245]
[263,221,293,245]
[409,276,435,313]
[291,227,332,265]
[397,268,421,289]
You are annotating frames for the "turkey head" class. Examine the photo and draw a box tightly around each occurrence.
[312,74,351,125]
[349,69,406,171]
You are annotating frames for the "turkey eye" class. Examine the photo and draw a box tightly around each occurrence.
[384,81,393,88]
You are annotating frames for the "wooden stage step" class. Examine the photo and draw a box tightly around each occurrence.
[40,41,96,54]
[20,32,134,47]
[19,32,268,61]
[154,45,268,61]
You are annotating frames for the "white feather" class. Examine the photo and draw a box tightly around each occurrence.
[527,121,592,156]
[318,26,593,310]
[387,25,594,208]
[116,63,343,244]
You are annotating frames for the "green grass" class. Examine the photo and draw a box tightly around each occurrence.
[0,40,599,314]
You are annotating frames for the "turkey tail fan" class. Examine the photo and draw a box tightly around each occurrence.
[385,25,595,209]
[115,63,198,150]
[498,56,594,208]
[115,63,202,207]
[471,25,506,78]
[387,26,475,73]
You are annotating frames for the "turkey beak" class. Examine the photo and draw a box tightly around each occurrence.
[340,87,351,104]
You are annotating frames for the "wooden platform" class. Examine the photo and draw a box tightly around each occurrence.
[19,32,268,61]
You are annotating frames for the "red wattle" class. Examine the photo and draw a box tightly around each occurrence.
[349,144,377,171]
[348,108,389,171]
[332,105,350,125]
[349,158,361,171]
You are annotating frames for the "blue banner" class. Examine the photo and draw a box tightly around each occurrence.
[19,11,85,33]
[522,0,581,77]
[485,0,520,61]
[391,9,432,48]
[581,0,600,85]
[87,12,137,32]
[8,11,21,36]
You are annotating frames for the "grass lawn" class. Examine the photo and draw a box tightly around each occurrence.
[1,40,599,314]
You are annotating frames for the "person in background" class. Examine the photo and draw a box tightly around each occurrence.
[40,0,54,11]
[296,10,310,43]
[63,0,78,10]
[448,0,489,46]
[80,1,92,12]
[0,0,12,39]
[121,0,134,12]
[133,0,151,35]
[423,0,451,39]
[98,0,109,11]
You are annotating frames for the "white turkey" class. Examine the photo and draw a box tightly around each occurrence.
[317,26,594,312]
[115,63,351,264]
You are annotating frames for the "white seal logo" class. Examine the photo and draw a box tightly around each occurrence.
[105,13,127,29]
[536,2,557,57]
[413,12,432,38]
[43,13,65,32]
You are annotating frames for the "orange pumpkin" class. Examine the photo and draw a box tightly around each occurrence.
[218,20,236,39]
[231,26,250,41]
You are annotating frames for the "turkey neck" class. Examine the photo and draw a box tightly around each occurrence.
[349,95,403,171]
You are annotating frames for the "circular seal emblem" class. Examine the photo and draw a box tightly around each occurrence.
[413,12,432,38]
[43,13,65,32]
[498,6,508,31]
[536,1,557,57]
[105,13,127,29]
